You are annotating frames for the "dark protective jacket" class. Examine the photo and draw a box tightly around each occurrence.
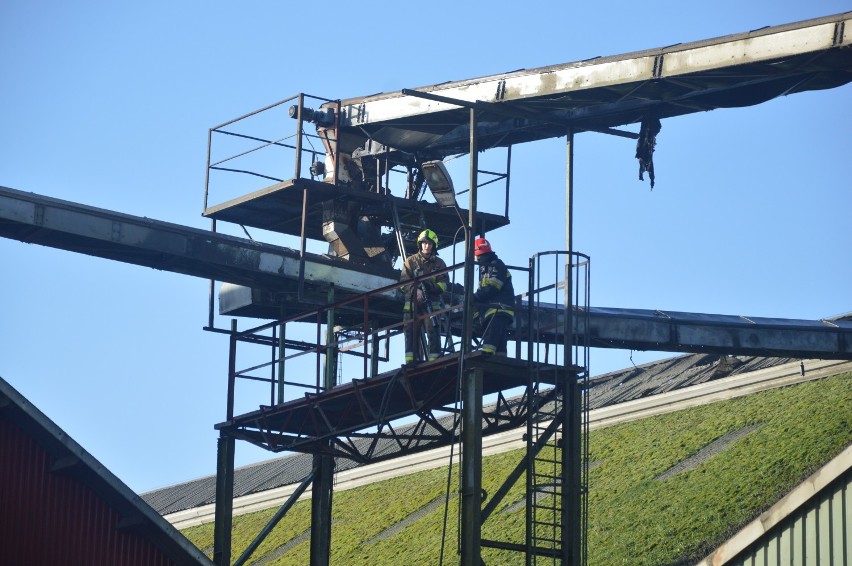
[473,252,515,318]
[400,251,449,311]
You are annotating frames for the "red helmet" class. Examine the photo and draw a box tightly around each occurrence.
[474,237,492,256]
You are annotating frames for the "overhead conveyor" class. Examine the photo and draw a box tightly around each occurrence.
[2,185,849,360]
[325,12,852,157]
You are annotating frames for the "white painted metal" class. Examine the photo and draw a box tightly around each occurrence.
[334,14,851,128]
[663,24,838,76]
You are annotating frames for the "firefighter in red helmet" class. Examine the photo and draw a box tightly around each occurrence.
[400,229,449,363]
[473,237,515,355]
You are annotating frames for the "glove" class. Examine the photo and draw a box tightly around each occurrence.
[415,288,427,305]
[423,279,438,294]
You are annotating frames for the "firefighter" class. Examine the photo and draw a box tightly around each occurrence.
[400,229,449,363]
[473,237,515,355]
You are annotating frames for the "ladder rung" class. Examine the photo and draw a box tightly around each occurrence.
[531,532,560,539]
[531,517,562,525]
[532,493,562,500]
[533,519,562,525]
[531,490,561,498]
[532,527,563,533]
[531,469,562,476]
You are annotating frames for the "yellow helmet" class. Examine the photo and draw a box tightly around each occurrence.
[417,229,438,249]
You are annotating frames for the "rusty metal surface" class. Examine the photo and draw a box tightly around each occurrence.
[325,13,852,157]
[215,352,564,459]
[202,177,509,247]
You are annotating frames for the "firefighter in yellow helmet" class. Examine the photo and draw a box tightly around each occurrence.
[400,229,449,363]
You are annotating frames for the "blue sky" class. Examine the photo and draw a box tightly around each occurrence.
[1,1,849,494]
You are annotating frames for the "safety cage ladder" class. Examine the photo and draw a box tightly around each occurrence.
[525,251,590,566]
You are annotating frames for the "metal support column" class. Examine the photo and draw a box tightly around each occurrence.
[277,304,286,405]
[309,454,333,566]
[564,130,581,565]
[563,372,582,565]
[370,330,380,378]
[213,433,235,566]
[310,286,336,566]
[565,130,574,260]
[213,319,238,566]
[460,105,482,566]
[298,188,309,300]
[461,366,484,564]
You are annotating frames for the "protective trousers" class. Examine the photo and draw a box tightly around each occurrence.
[480,311,512,355]
[404,301,441,362]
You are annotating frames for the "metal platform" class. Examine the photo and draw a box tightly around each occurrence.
[203,177,509,252]
[215,351,572,462]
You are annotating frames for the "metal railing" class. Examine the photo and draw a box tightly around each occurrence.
[203,93,339,211]
[222,261,467,411]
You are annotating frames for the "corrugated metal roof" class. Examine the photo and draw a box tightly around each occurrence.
[586,354,797,409]
[141,353,794,516]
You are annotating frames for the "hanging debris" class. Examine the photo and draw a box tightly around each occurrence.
[635,115,662,189]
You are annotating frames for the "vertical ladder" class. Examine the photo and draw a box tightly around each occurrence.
[526,381,565,564]
[524,251,590,565]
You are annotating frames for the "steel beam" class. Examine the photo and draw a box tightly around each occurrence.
[0,185,394,296]
[212,433,235,566]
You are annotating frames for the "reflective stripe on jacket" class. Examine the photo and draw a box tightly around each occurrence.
[473,254,515,317]
[400,251,449,310]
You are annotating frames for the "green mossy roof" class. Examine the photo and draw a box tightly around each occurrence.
[182,371,851,565]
